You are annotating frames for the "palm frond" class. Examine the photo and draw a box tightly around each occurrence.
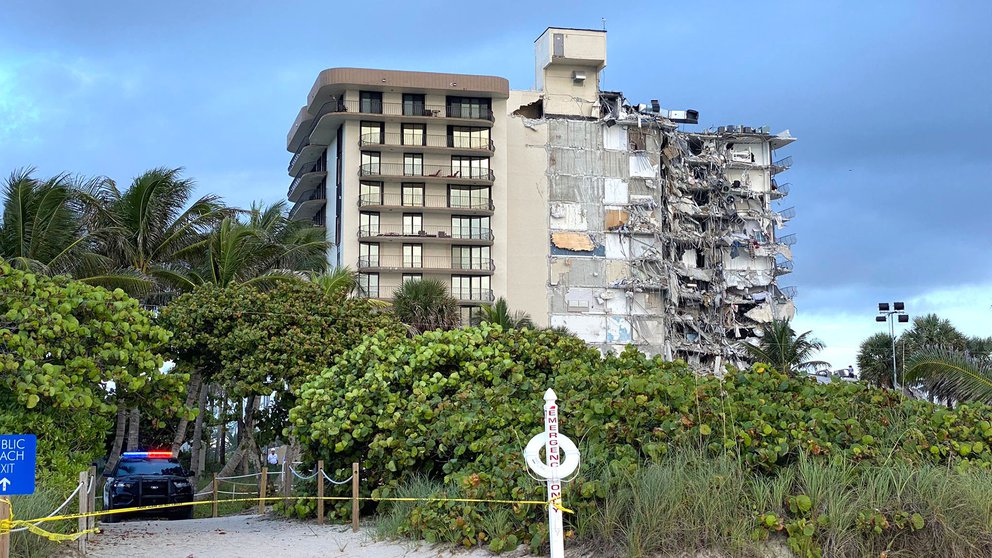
[905,348,992,404]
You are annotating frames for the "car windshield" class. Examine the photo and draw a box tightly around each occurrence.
[114,459,186,477]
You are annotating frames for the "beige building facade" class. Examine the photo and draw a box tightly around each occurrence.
[285,27,796,369]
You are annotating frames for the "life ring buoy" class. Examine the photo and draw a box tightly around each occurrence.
[524,432,580,479]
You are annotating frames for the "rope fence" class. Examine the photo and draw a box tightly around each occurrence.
[0,460,571,551]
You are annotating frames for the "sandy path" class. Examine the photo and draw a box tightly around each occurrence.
[78,514,538,558]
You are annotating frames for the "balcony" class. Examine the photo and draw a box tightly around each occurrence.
[776,233,797,246]
[771,156,793,175]
[774,259,794,275]
[363,284,494,304]
[360,132,494,155]
[287,144,325,176]
[358,193,493,214]
[453,289,494,303]
[357,255,494,274]
[287,171,327,202]
[359,163,494,184]
[358,225,493,244]
[778,206,796,222]
[769,181,790,199]
[289,99,495,153]
[288,195,325,222]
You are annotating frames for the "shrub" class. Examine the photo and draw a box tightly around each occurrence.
[289,325,992,553]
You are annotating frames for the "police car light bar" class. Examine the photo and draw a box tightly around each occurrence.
[122,451,174,458]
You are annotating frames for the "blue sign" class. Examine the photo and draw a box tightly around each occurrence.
[0,435,37,495]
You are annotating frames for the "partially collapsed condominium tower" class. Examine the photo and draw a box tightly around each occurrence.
[284,27,797,371]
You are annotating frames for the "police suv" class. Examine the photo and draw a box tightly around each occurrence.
[103,451,194,522]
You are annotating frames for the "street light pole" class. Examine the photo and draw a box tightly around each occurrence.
[876,302,909,390]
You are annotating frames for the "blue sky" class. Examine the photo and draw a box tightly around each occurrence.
[2,1,990,367]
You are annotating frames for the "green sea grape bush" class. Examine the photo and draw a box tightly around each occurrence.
[0,259,182,489]
[289,325,992,553]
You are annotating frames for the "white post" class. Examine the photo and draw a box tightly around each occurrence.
[543,388,564,558]
[524,388,580,558]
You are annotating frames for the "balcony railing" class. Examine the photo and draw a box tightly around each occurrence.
[453,289,495,303]
[360,132,494,152]
[778,206,796,221]
[772,156,793,175]
[775,259,794,273]
[770,181,791,197]
[777,233,797,246]
[315,99,493,121]
[778,286,798,299]
[358,255,494,272]
[361,284,494,303]
[358,193,493,211]
[358,225,494,242]
[360,163,494,181]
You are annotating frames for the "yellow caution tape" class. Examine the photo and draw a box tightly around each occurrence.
[1,494,574,536]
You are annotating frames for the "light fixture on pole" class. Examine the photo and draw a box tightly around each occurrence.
[875,302,909,390]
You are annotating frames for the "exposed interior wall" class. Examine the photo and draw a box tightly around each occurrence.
[504,90,550,326]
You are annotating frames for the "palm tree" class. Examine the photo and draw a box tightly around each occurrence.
[479,297,533,329]
[900,313,968,354]
[905,348,992,405]
[744,319,827,377]
[856,333,898,389]
[391,278,460,333]
[966,336,992,363]
[91,167,226,299]
[0,169,110,277]
[187,202,329,289]
[312,267,358,297]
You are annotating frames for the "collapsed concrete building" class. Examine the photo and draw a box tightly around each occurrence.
[284,26,797,371]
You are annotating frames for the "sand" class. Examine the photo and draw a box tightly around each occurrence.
[75,514,540,558]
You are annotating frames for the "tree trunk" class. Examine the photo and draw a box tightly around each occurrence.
[171,371,203,454]
[103,407,128,476]
[189,382,210,478]
[218,391,228,465]
[126,407,140,450]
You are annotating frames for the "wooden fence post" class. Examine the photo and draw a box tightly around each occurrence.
[1,497,11,558]
[258,471,267,515]
[282,460,291,508]
[316,460,324,525]
[77,470,88,554]
[87,466,97,539]
[351,462,359,533]
[211,474,219,518]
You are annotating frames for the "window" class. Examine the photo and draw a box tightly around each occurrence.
[403,153,423,176]
[452,246,490,270]
[358,273,379,297]
[459,306,483,327]
[449,126,490,150]
[403,93,425,116]
[402,273,422,283]
[360,181,382,206]
[448,186,490,210]
[361,152,381,175]
[360,121,384,145]
[451,216,490,240]
[360,91,382,114]
[451,156,490,180]
[402,213,423,235]
[451,275,491,302]
[359,243,380,267]
[402,123,426,146]
[360,212,380,237]
[447,96,491,120]
[402,244,422,268]
[402,183,424,207]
